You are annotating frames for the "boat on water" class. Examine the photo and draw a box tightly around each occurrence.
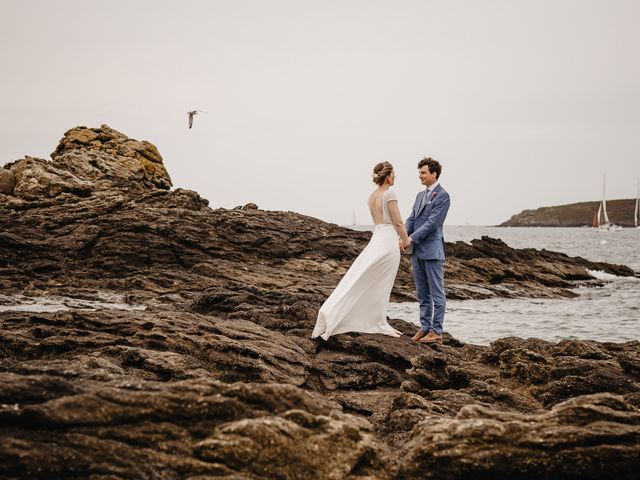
[592,174,622,231]
[635,177,639,229]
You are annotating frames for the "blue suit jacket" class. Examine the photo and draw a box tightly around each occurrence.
[406,184,451,260]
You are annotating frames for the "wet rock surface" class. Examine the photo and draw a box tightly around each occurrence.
[1,127,638,479]
[398,393,640,479]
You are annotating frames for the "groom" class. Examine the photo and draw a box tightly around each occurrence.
[403,157,451,343]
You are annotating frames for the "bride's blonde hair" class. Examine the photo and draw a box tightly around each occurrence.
[372,161,393,185]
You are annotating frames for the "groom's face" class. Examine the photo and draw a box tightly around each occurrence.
[419,166,437,187]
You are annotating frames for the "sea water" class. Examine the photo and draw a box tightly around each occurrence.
[385,226,640,345]
[0,292,146,313]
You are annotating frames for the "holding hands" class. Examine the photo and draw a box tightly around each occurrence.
[399,236,412,254]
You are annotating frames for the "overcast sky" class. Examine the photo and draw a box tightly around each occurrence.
[1,0,639,225]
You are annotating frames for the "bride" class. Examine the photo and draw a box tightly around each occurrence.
[312,161,411,340]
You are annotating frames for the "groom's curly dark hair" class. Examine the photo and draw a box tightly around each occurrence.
[418,157,442,179]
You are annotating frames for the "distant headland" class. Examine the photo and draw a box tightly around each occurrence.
[500,199,637,227]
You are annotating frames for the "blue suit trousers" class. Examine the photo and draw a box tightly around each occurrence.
[412,256,446,335]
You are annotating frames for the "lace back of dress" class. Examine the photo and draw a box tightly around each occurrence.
[382,190,394,224]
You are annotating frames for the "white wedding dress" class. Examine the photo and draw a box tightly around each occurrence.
[312,189,402,340]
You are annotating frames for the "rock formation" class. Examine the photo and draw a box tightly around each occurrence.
[1,126,638,479]
[2,125,171,203]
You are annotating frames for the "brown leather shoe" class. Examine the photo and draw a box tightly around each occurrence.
[419,331,443,344]
[411,330,428,342]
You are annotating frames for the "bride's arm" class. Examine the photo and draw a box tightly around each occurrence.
[387,200,410,245]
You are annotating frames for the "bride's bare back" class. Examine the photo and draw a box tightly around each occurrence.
[368,188,411,246]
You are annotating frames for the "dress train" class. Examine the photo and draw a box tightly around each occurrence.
[312,224,402,340]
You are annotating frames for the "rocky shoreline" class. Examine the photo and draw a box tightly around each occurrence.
[1,126,639,479]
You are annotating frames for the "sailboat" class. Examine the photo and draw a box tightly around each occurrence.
[592,203,601,228]
[635,177,639,229]
[594,174,622,231]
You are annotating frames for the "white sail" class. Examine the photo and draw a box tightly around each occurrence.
[602,174,610,224]
[596,174,621,231]
[635,177,639,228]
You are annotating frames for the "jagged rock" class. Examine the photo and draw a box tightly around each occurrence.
[194,411,389,479]
[8,156,93,200]
[0,167,15,195]
[397,393,640,479]
[0,366,386,479]
[0,309,310,386]
[498,347,550,383]
[3,305,638,478]
[4,125,171,201]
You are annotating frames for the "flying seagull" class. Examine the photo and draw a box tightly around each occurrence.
[187,110,207,129]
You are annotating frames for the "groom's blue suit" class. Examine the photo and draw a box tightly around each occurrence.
[406,183,451,335]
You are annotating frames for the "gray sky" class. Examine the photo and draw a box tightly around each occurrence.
[2,0,639,225]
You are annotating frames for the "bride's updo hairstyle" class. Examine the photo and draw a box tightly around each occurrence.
[372,161,393,185]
